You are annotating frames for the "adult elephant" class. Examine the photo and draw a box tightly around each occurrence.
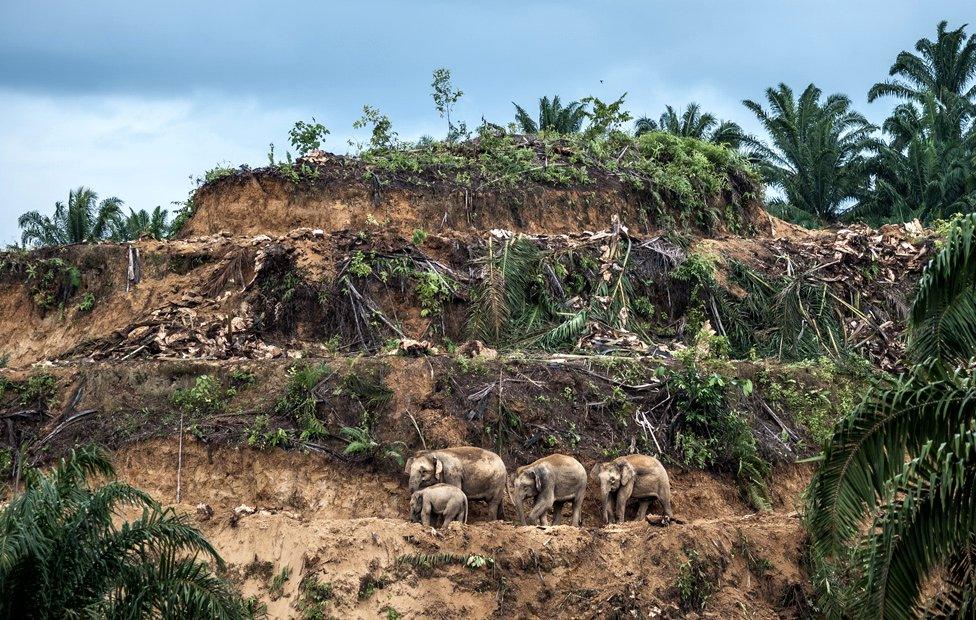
[511,454,587,526]
[404,446,507,520]
[591,454,672,524]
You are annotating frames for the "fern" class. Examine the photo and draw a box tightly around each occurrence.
[396,553,493,569]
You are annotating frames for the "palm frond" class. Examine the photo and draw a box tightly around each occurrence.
[908,213,976,368]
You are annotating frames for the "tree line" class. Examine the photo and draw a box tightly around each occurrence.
[11,21,976,246]
[15,20,975,247]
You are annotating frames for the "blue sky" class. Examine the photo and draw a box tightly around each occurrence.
[0,1,973,243]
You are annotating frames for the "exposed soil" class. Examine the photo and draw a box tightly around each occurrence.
[117,439,814,619]
[1,173,922,618]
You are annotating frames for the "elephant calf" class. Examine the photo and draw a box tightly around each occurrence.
[512,454,587,526]
[405,446,507,521]
[410,483,469,528]
[591,454,672,524]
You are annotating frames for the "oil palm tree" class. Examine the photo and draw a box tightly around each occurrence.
[743,83,875,223]
[110,206,170,241]
[634,103,748,149]
[851,93,976,224]
[18,187,123,248]
[855,22,976,225]
[512,96,588,134]
[0,445,252,619]
[868,20,976,110]
[806,213,976,618]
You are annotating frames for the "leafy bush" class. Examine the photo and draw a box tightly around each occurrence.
[172,374,229,416]
[297,575,334,620]
[674,548,721,612]
[25,257,81,311]
[276,363,332,441]
[289,119,329,155]
[339,425,405,467]
[76,291,95,312]
[669,365,771,510]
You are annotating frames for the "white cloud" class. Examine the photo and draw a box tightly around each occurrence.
[0,91,324,244]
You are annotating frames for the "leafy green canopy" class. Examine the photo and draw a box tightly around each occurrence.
[744,84,875,224]
[852,20,976,226]
[805,213,976,618]
[18,187,171,248]
[634,103,750,150]
[0,446,252,619]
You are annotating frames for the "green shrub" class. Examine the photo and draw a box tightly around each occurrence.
[172,375,228,416]
[25,258,81,311]
[277,363,332,441]
[669,365,771,509]
[297,575,334,620]
[675,548,720,612]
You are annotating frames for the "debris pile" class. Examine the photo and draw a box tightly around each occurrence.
[760,220,933,370]
[10,216,931,371]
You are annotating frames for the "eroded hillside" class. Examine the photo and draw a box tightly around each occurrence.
[0,140,936,618]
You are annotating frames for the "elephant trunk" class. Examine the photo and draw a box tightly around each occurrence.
[599,479,614,523]
[408,473,422,493]
[511,484,527,525]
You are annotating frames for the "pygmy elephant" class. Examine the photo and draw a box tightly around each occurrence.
[410,483,468,528]
[511,454,587,526]
[591,454,672,524]
[404,446,507,520]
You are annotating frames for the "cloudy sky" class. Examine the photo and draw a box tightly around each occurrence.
[0,1,972,243]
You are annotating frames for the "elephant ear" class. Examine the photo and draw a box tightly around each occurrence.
[404,457,414,476]
[535,466,552,493]
[589,462,603,480]
[434,457,444,481]
[619,462,635,487]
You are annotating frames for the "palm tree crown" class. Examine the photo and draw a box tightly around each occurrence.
[18,187,123,248]
[868,20,976,108]
[110,206,171,241]
[634,103,748,149]
[512,96,588,134]
[0,445,251,619]
[854,21,976,225]
[744,83,876,223]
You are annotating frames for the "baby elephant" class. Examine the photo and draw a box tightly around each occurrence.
[591,454,672,524]
[410,483,468,529]
[511,454,587,526]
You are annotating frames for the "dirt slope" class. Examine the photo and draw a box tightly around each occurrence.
[117,440,813,619]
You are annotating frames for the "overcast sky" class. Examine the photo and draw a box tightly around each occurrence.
[0,1,973,244]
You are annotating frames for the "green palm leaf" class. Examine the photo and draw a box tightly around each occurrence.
[908,213,976,369]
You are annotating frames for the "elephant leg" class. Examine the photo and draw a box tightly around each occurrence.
[615,494,629,524]
[489,489,504,521]
[571,488,585,526]
[551,501,567,525]
[442,503,459,528]
[421,503,432,527]
[635,499,650,521]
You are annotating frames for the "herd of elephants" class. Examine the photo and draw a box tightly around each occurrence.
[405,447,673,528]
